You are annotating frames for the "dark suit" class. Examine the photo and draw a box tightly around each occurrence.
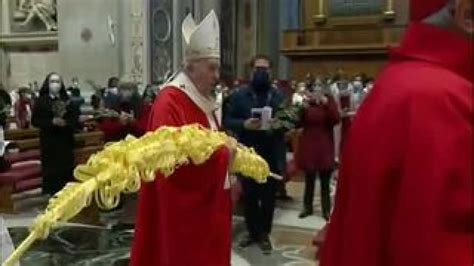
[224,85,286,240]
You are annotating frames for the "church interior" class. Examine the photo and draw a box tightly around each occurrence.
[1,0,472,265]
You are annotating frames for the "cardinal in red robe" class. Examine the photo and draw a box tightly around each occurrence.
[130,10,235,266]
[319,0,473,265]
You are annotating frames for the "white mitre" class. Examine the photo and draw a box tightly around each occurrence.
[182,10,220,60]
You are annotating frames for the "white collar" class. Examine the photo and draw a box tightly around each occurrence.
[167,72,218,115]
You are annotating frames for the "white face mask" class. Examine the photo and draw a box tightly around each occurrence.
[353,81,363,88]
[49,83,61,94]
[49,74,62,95]
[297,86,306,93]
[109,87,119,95]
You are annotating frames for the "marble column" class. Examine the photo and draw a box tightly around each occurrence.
[119,0,148,86]
[257,0,280,77]
[0,0,11,34]
[143,0,151,83]
[0,48,7,88]
[171,0,195,72]
[198,0,220,19]
[0,0,10,88]
[172,0,181,71]
[236,0,257,78]
[149,0,174,83]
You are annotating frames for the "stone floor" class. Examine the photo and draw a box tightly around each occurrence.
[1,181,327,265]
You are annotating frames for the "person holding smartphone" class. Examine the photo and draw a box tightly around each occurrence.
[297,82,340,220]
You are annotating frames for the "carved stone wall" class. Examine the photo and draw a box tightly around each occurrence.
[0,0,59,90]
[1,0,149,95]
[7,48,59,88]
[57,0,120,98]
[236,0,257,78]
[149,0,174,83]
[129,0,146,84]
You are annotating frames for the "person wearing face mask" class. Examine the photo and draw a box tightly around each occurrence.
[317,1,473,265]
[351,75,366,110]
[97,81,145,142]
[292,82,308,106]
[224,54,287,254]
[31,72,79,195]
[297,81,340,221]
[67,77,85,109]
[103,76,120,110]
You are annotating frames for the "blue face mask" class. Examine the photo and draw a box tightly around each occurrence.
[251,68,270,90]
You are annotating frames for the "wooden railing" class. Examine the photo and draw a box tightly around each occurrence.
[281,25,406,57]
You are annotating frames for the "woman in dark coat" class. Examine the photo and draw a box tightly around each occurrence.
[297,85,340,220]
[32,72,79,195]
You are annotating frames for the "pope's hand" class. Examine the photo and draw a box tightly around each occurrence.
[225,137,238,168]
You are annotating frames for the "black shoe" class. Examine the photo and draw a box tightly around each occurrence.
[298,209,313,219]
[238,235,256,249]
[259,236,273,255]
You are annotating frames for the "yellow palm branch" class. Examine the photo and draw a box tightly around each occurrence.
[2,125,271,266]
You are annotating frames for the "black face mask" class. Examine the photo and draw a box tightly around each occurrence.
[251,68,270,91]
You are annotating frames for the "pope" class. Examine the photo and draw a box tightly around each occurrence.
[130,10,235,266]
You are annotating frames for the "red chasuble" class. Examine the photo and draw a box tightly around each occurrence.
[130,84,232,266]
[320,23,473,266]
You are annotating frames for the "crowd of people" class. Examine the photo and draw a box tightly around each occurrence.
[0,64,374,227]
[0,74,159,195]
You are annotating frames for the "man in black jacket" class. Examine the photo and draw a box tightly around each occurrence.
[224,55,286,255]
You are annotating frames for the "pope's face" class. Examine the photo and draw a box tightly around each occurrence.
[190,58,221,97]
[454,0,474,35]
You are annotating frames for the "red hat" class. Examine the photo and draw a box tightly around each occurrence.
[411,0,449,20]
